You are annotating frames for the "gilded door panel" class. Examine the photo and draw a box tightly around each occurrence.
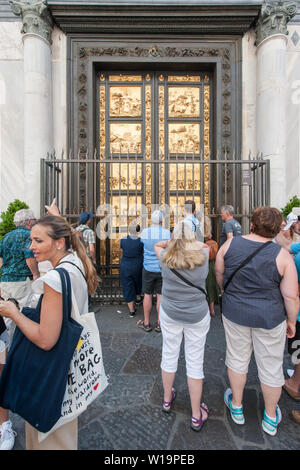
[110,123,142,154]
[168,123,200,154]
[168,87,200,118]
[109,86,142,117]
[98,71,212,269]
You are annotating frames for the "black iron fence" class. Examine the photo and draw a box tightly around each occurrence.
[41,152,270,303]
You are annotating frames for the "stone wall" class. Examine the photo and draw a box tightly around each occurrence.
[286,22,300,203]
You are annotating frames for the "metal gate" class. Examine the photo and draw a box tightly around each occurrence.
[41,152,270,303]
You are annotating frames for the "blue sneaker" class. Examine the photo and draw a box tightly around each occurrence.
[262,405,282,436]
[224,388,245,425]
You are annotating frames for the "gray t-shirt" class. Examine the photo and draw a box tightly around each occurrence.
[159,251,209,324]
[220,218,242,246]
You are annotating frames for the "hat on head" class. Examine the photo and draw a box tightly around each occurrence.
[283,212,298,231]
[78,211,93,224]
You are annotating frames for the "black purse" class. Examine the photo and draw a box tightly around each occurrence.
[219,241,272,313]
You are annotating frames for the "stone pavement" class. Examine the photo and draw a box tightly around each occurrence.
[11,303,300,450]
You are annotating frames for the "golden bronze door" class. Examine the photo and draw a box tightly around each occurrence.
[98,71,212,271]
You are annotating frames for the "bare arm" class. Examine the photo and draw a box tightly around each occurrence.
[26,257,40,280]
[89,243,96,265]
[0,257,2,269]
[277,249,299,338]
[274,231,292,252]
[226,232,233,240]
[154,240,169,259]
[0,283,63,350]
[215,238,233,290]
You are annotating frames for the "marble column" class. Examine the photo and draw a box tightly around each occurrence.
[10,0,53,217]
[255,0,297,209]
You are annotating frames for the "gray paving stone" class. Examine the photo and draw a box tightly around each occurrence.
[170,417,237,450]
[79,420,114,450]
[102,347,127,376]
[111,331,144,355]
[122,344,162,375]
[9,304,300,450]
[97,374,155,409]
[100,404,176,450]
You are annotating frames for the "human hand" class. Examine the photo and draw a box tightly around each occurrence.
[286,320,296,339]
[45,198,60,216]
[0,300,19,320]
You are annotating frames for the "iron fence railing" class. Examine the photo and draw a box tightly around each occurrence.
[41,152,270,303]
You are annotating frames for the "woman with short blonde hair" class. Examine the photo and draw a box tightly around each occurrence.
[155,222,210,432]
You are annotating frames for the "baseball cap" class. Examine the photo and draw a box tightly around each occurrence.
[78,211,93,224]
[283,212,298,231]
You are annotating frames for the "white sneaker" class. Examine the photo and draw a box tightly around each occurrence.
[0,420,17,450]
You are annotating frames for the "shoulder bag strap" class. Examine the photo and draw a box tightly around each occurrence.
[55,267,72,322]
[56,260,87,281]
[223,241,272,292]
[170,268,209,303]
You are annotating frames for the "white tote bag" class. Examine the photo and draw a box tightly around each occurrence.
[38,293,109,442]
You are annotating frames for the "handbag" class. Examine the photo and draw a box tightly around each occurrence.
[0,268,83,433]
[38,281,109,442]
[219,241,272,313]
[170,268,209,303]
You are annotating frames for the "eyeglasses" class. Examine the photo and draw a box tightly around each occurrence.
[0,297,20,309]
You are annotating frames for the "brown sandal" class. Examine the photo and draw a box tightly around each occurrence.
[136,319,152,332]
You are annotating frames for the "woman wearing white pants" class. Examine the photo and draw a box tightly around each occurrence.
[155,222,210,432]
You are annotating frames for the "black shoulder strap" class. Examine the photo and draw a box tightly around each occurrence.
[56,260,87,281]
[170,268,209,303]
[223,241,272,292]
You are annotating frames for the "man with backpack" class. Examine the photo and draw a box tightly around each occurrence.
[76,211,96,266]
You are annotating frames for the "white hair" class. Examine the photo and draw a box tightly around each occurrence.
[14,209,35,227]
[151,210,164,225]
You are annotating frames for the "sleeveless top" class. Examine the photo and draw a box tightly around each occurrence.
[222,237,285,329]
[159,250,209,324]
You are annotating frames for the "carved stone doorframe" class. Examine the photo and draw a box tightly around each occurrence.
[68,36,242,212]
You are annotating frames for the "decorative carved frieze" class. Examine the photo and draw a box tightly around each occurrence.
[255,0,297,46]
[10,0,53,44]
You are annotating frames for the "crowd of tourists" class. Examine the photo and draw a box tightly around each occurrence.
[0,199,299,450]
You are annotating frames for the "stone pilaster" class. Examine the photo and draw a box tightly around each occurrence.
[255,1,297,208]
[10,0,53,216]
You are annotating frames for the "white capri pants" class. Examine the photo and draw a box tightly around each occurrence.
[222,315,286,388]
[159,305,210,380]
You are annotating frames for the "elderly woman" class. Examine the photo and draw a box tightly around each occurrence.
[215,206,299,436]
[154,222,210,432]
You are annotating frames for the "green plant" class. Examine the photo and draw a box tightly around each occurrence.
[281,195,300,219]
[0,199,29,241]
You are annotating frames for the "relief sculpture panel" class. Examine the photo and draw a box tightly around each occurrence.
[109,86,142,117]
[110,123,142,154]
[168,123,200,154]
[168,87,200,118]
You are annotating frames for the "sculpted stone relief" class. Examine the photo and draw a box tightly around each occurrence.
[10,0,53,44]
[255,0,297,46]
